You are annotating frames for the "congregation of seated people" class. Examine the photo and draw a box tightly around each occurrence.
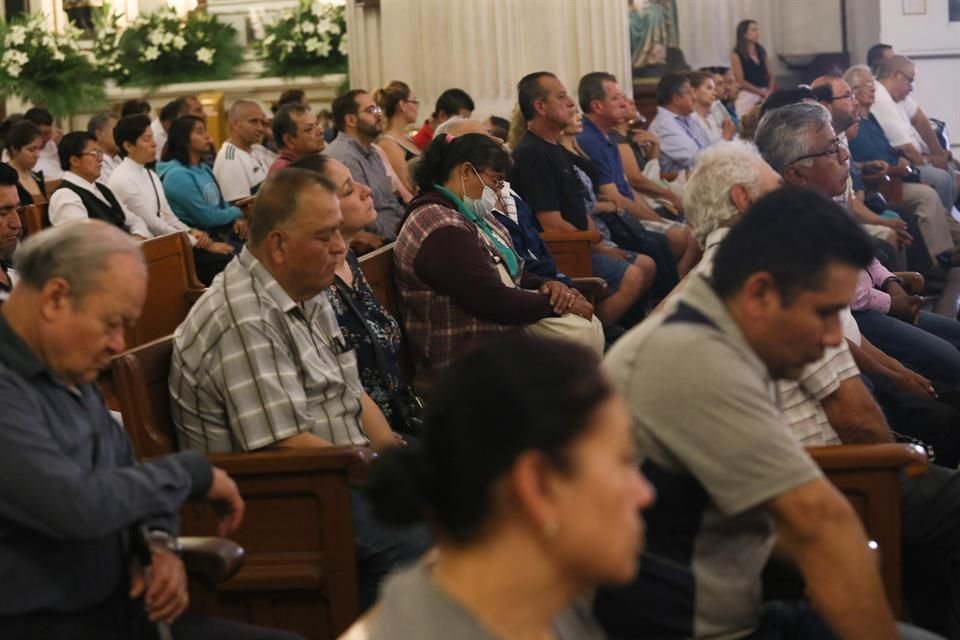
[5,17,960,640]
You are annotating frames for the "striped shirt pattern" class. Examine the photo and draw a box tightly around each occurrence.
[776,343,857,447]
[170,247,368,453]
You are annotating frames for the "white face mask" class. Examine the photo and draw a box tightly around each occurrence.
[462,166,500,218]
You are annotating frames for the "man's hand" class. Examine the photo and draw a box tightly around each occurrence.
[129,548,189,624]
[895,272,925,295]
[930,152,950,170]
[233,218,249,241]
[893,369,938,399]
[206,467,245,535]
[862,160,889,175]
[880,218,912,247]
[721,118,736,141]
[888,294,923,324]
[190,229,212,249]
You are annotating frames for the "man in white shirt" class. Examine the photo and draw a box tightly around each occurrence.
[109,115,234,284]
[213,100,276,202]
[872,56,959,210]
[87,112,121,184]
[47,131,150,239]
[23,107,62,180]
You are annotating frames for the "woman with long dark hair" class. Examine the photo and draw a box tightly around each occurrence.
[158,115,248,249]
[729,19,776,117]
[359,335,654,639]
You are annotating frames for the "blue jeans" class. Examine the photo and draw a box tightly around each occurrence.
[853,309,960,387]
[917,164,958,211]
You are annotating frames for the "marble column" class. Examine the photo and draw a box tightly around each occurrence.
[345,0,632,120]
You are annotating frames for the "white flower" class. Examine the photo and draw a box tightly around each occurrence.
[316,18,333,34]
[51,49,65,62]
[316,38,331,57]
[148,30,164,46]
[195,47,214,64]
[300,21,316,34]
[143,46,161,61]
[8,63,21,78]
[263,33,276,47]
[172,35,186,50]
[338,32,348,56]
[304,37,321,53]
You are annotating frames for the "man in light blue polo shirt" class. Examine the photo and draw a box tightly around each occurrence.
[648,73,713,173]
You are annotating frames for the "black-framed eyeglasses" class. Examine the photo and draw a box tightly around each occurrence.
[824,92,855,102]
[480,170,506,192]
[787,137,843,165]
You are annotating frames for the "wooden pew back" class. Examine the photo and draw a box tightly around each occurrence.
[127,232,206,349]
[112,337,367,639]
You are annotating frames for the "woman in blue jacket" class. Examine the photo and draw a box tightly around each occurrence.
[158,115,248,251]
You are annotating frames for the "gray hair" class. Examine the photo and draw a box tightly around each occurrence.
[228,99,263,123]
[433,116,470,138]
[875,55,912,81]
[843,64,873,91]
[14,220,144,300]
[755,102,832,174]
[86,111,117,137]
[683,140,768,246]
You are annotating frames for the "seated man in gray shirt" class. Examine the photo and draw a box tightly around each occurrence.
[324,89,406,242]
[0,220,298,639]
[598,187,905,639]
[170,168,427,608]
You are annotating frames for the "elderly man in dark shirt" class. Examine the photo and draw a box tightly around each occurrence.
[0,220,300,639]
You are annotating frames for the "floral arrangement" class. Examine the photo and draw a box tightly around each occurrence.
[100,7,242,87]
[0,13,104,117]
[91,5,126,82]
[256,0,347,78]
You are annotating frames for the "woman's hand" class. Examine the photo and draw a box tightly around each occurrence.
[540,281,588,317]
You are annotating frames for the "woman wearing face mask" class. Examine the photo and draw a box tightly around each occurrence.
[395,133,603,399]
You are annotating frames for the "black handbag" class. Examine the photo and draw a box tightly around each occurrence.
[333,277,425,437]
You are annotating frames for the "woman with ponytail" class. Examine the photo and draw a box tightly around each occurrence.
[394,133,604,398]
[358,335,654,640]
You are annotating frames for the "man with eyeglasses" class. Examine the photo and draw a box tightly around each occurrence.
[213,99,276,203]
[47,131,150,240]
[841,66,959,271]
[324,89,406,242]
[268,103,324,177]
[0,164,22,300]
[873,55,959,211]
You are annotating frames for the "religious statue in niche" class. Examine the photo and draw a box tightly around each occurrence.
[629,0,690,78]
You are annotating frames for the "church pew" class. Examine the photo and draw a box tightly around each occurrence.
[540,229,601,278]
[112,336,368,640]
[127,232,206,349]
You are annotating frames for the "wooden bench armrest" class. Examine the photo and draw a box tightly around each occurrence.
[570,277,608,299]
[208,446,375,479]
[807,443,928,476]
[539,230,602,243]
[181,536,245,585]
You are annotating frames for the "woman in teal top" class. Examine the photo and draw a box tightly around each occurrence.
[158,115,247,250]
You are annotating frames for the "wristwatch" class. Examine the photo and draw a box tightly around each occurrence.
[880,275,905,293]
[147,529,182,555]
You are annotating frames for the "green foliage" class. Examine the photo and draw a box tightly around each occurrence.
[256,1,347,78]
[0,13,104,118]
[102,7,243,88]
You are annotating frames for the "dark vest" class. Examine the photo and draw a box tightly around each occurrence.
[55,180,128,231]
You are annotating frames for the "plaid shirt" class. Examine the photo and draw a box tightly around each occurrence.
[170,247,368,453]
[394,194,516,397]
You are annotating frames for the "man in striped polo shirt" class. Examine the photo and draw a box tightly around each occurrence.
[170,168,427,607]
